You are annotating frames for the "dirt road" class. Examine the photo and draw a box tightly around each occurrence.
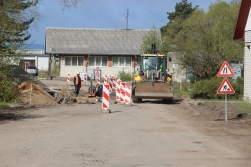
[0,79,250,166]
[0,100,250,167]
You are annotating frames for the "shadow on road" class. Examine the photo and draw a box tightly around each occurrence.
[132,98,184,105]
[0,107,44,123]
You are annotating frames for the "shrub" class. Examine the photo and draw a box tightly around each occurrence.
[0,64,18,102]
[0,102,10,109]
[116,70,133,81]
[231,76,244,99]
[190,77,243,99]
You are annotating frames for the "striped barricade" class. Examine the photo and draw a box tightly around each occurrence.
[83,73,88,85]
[116,79,122,101]
[108,76,116,92]
[120,82,126,103]
[95,70,100,84]
[104,75,108,84]
[102,84,110,112]
[125,85,131,105]
[66,74,70,84]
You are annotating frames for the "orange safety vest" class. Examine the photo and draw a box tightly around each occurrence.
[75,75,82,87]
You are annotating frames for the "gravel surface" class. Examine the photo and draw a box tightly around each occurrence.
[0,79,250,167]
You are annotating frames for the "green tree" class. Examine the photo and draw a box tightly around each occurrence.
[161,0,198,54]
[0,0,39,102]
[141,25,162,54]
[0,0,38,62]
[0,64,18,102]
[173,1,243,79]
[0,0,85,102]
[167,0,198,22]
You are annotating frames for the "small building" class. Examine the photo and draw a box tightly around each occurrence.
[230,62,243,80]
[166,52,185,82]
[19,44,48,71]
[45,28,153,79]
[234,0,251,102]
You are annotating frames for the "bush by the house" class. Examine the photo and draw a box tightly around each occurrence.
[190,77,243,99]
[116,70,134,81]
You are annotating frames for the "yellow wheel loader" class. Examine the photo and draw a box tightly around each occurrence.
[132,53,173,103]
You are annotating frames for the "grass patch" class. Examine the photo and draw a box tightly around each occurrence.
[174,89,190,96]
[240,102,251,108]
[202,99,243,102]
[237,102,251,115]
[0,102,10,109]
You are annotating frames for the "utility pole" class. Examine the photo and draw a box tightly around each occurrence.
[126,9,129,29]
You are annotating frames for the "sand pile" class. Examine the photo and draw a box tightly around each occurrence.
[17,81,58,106]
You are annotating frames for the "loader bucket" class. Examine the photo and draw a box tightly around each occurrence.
[131,81,173,101]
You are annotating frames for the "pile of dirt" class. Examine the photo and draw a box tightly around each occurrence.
[177,94,251,121]
[16,81,58,106]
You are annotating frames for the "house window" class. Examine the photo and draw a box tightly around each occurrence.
[113,57,131,67]
[89,57,107,66]
[65,57,84,66]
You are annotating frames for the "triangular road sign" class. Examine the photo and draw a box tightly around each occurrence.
[217,61,234,77]
[217,78,235,94]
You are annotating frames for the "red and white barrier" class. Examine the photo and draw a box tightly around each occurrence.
[83,73,87,85]
[112,77,116,92]
[108,76,116,92]
[125,85,131,105]
[120,82,126,103]
[108,76,113,93]
[66,74,70,84]
[116,79,122,101]
[104,75,108,84]
[102,84,110,110]
[95,71,100,84]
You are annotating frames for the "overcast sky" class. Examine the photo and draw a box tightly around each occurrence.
[29,0,232,44]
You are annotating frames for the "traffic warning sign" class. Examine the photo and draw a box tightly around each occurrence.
[217,61,234,77]
[217,78,235,94]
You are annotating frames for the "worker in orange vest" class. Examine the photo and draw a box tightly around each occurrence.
[74,74,82,97]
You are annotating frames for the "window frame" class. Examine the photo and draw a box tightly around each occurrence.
[64,56,84,66]
[88,56,108,67]
[112,57,132,67]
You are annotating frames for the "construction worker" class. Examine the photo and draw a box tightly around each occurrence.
[95,83,103,101]
[74,74,82,97]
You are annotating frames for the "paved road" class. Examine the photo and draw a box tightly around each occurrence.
[0,102,249,167]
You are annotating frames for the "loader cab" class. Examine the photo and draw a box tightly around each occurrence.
[138,54,165,80]
[140,56,164,72]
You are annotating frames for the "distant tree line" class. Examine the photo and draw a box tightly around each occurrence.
[142,0,243,80]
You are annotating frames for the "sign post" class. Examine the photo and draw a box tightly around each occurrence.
[217,61,235,122]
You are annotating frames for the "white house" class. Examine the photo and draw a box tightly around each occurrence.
[234,0,251,102]
[45,28,156,79]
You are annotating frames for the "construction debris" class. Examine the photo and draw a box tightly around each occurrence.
[17,81,58,106]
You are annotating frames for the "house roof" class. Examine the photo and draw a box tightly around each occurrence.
[233,0,251,40]
[45,28,154,55]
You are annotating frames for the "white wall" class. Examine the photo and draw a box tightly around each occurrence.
[244,8,251,102]
[22,56,48,70]
[37,57,49,71]
[60,66,134,80]
[245,7,251,31]
[244,44,250,101]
